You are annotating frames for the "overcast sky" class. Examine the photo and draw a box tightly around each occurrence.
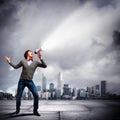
[0,0,120,95]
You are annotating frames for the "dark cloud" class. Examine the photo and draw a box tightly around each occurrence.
[0,0,5,5]
[0,0,18,28]
[0,0,18,91]
[113,30,120,46]
[0,0,19,56]
[79,0,117,7]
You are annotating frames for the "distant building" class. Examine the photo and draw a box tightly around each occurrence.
[22,90,28,100]
[50,83,54,91]
[41,91,51,100]
[78,89,86,99]
[49,83,56,99]
[63,84,71,95]
[72,88,78,99]
[62,84,71,99]
[37,85,41,91]
[86,87,90,98]
[36,85,41,99]
[57,72,63,99]
[86,86,94,98]
[0,91,13,100]
[42,74,47,92]
[95,85,100,96]
[100,80,106,97]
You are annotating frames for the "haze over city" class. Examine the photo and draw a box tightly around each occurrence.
[0,0,120,95]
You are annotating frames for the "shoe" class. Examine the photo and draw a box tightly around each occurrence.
[33,111,41,116]
[16,109,20,114]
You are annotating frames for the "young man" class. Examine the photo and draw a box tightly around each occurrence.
[5,50,47,116]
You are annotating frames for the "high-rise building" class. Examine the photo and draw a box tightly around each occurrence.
[95,84,100,96]
[36,85,41,99]
[86,87,90,98]
[72,88,78,100]
[100,80,106,97]
[78,89,86,99]
[57,72,63,99]
[72,88,77,97]
[49,83,56,99]
[50,83,54,91]
[36,85,41,91]
[62,84,71,99]
[42,74,47,92]
[63,84,71,96]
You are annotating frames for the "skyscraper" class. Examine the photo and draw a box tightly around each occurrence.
[36,85,41,91]
[95,84,100,96]
[100,80,106,97]
[42,74,47,92]
[50,83,54,91]
[72,88,77,97]
[57,72,63,99]
[63,84,71,96]
[78,89,86,99]
[49,83,56,99]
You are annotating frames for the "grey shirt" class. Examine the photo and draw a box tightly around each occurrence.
[9,59,47,80]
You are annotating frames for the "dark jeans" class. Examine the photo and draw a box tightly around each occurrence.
[16,79,39,112]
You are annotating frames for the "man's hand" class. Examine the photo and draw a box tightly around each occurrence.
[37,52,42,59]
[4,56,11,63]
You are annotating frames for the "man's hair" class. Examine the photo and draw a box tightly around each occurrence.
[24,50,31,59]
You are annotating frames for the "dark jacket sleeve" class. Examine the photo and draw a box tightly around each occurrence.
[37,59,47,68]
[9,61,22,69]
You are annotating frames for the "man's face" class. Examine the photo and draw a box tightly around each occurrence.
[27,50,33,58]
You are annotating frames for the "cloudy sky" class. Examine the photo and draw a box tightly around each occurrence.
[0,0,120,95]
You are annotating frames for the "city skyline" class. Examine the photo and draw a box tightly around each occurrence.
[1,72,118,97]
[1,76,119,100]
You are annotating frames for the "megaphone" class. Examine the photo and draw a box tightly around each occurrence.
[34,48,42,54]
